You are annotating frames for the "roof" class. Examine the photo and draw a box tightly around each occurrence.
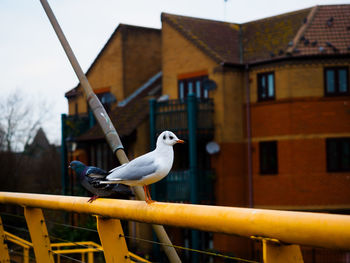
[292,5,350,57]
[242,7,312,63]
[65,24,161,98]
[77,72,162,141]
[162,5,350,65]
[161,13,242,64]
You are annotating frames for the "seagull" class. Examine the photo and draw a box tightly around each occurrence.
[94,131,184,204]
[69,161,133,203]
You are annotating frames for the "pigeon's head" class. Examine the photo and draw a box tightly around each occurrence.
[157,131,184,147]
[69,160,86,175]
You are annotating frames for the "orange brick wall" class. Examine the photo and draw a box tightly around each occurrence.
[250,61,350,208]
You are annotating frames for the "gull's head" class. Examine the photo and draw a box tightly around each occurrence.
[157,131,184,147]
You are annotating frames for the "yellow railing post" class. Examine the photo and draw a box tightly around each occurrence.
[24,207,54,263]
[88,248,94,263]
[23,247,30,263]
[262,239,304,263]
[96,216,130,263]
[0,217,10,263]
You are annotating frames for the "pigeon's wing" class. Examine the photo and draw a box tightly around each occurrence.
[86,166,108,179]
[106,153,158,181]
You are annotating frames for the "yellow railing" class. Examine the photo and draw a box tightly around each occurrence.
[0,192,350,263]
[3,233,150,263]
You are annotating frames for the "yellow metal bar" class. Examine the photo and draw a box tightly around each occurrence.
[1,192,350,250]
[51,241,102,248]
[24,247,30,263]
[24,207,54,263]
[5,231,32,248]
[0,217,10,263]
[53,248,100,254]
[88,249,94,263]
[97,216,130,263]
[262,239,304,263]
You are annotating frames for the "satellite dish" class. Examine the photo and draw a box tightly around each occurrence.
[206,141,220,155]
[203,79,217,91]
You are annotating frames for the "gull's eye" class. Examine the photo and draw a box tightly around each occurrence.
[163,135,166,140]
[169,136,174,140]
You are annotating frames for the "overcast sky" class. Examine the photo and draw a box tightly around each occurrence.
[0,0,348,144]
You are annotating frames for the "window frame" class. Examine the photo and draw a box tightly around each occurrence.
[257,72,275,102]
[259,141,278,175]
[178,75,209,100]
[324,67,349,97]
[326,137,350,172]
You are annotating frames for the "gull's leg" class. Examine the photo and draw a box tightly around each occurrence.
[88,195,99,203]
[143,186,149,203]
[145,185,155,204]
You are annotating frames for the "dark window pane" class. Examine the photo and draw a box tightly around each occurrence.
[196,80,201,98]
[342,140,350,170]
[327,140,338,171]
[326,69,335,93]
[179,81,184,99]
[258,72,275,101]
[327,138,350,172]
[260,141,278,175]
[338,69,348,93]
[268,74,274,97]
[188,82,193,94]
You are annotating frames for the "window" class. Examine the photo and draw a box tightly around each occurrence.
[326,138,350,172]
[259,141,278,175]
[258,72,275,101]
[178,75,209,100]
[324,67,349,96]
[97,92,116,112]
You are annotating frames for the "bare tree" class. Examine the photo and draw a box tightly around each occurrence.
[0,89,55,193]
[0,90,51,152]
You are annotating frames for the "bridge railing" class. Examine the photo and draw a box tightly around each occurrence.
[0,191,349,263]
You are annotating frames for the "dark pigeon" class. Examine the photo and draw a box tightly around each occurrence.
[69,160,133,203]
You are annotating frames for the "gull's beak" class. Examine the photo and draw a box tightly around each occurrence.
[176,139,185,144]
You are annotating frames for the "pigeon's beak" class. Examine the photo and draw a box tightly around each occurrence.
[176,139,185,144]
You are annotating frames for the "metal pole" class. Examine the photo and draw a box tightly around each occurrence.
[39,1,180,262]
[187,93,199,262]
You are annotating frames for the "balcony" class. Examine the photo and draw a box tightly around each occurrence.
[150,98,214,139]
[154,170,215,203]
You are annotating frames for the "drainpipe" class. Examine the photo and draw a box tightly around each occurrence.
[60,114,68,195]
[245,64,253,208]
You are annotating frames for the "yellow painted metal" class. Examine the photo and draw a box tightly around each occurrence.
[23,247,29,263]
[24,207,54,263]
[5,231,32,247]
[262,239,304,263]
[4,231,30,263]
[0,217,10,263]
[97,216,130,262]
[1,192,349,251]
[88,249,94,263]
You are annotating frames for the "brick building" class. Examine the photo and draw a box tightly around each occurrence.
[63,5,350,262]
